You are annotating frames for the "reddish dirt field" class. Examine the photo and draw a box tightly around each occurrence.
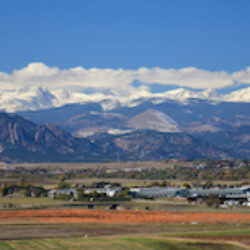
[0,209,250,224]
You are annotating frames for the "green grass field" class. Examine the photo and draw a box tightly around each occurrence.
[0,236,245,250]
[0,197,71,209]
[168,229,250,237]
[1,196,250,213]
[0,219,249,249]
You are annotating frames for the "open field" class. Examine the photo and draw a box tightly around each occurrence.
[0,161,249,249]
[1,222,249,239]
[1,197,250,213]
[1,160,248,188]
[0,197,67,206]
[0,209,249,249]
[0,236,245,250]
[0,209,250,224]
[0,222,249,249]
[9,161,176,170]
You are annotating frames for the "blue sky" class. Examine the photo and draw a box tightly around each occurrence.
[1,0,250,73]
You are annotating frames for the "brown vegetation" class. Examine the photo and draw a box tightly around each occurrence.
[0,209,250,224]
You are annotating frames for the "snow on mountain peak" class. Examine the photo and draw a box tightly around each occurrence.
[0,84,249,113]
[0,86,56,112]
[224,87,250,102]
[127,109,182,133]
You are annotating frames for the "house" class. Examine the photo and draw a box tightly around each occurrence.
[48,188,78,199]
[84,187,122,197]
[129,186,250,202]
[129,187,188,198]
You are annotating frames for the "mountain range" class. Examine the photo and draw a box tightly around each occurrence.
[0,86,249,162]
[0,110,226,163]
[1,85,250,113]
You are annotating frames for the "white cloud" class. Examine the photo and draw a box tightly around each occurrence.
[136,67,233,89]
[232,66,250,84]
[13,62,59,79]
[1,62,250,92]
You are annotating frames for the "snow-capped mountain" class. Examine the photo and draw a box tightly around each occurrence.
[0,85,246,113]
[126,109,182,133]
[1,84,250,114]
[0,86,56,112]
[0,84,249,161]
[224,87,250,102]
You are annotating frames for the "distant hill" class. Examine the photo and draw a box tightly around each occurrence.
[126,109,182,133]
[14,98,250,161]
[0,112,227,162]
[102,130,227,161]
[64,111,127,137]
[198,125,250,159]
[0,112,113,162]
[18,99,250,134]
[18,103,103,125]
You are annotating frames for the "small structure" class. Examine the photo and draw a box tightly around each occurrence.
[130,186,250,205]
[109,204,119,210]
[84,187,122,197]
[129,187,187,198]
[48,188,78,199]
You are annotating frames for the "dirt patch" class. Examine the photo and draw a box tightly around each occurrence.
[0,209,250,224]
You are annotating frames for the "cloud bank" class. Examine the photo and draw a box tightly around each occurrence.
[1,62,250,112]
[1,62,250,92]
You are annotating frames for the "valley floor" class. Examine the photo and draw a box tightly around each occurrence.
[0,236,247,250]
[0,209,250,249]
